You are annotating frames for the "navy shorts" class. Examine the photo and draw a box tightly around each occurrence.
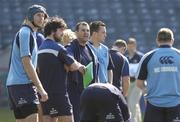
[7,83,39,119]
[144,101,180,122]
[41,92,73,117]
[80,86,129,122]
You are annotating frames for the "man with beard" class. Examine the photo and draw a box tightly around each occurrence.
[6,4,48,122]
[38,17,86,122]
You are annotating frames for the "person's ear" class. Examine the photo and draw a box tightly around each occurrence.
[156,39,160,46]
[171,39,174,46]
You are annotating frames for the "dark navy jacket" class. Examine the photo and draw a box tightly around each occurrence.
[66,39,99,92]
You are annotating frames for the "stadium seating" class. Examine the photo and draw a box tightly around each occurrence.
[0,0,180,52]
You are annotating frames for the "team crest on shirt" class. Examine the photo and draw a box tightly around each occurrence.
[18,98,27,105]
[159,56,174,64]
[173,117,180,122]
[50,108,58,115]
[105,113,115,120]
[33,98,39,104]
[133,59,138,63]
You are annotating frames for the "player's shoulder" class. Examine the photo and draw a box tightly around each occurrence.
[122,55,129,63]
[141,49,158,61]
[171,47,180,54]
[19,25,33,33]
[100,43,108,50]
[136,51,144,57]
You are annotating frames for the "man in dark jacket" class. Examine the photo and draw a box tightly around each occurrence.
[66,21,99,122]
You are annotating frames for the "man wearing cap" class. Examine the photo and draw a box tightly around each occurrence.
[6,4,48,122]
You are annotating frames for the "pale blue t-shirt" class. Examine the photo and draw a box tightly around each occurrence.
[136,45,180,107]
[6,25,38,86]
[88,41,109,83]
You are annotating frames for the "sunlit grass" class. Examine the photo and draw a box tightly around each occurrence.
[0,107,15,122]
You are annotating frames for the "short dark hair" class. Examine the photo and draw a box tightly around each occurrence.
[44,17,67,37]
[157,28,174,42]
[75,21,89,31]
[127,37,136,45]
[113,39,127,49]
[89,21,105,36]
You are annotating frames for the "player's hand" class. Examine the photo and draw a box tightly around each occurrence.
[39,90,48,102]
[78,65,86,75]
[64,64,70,72]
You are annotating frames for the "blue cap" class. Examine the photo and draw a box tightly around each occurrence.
[27,4,48,21]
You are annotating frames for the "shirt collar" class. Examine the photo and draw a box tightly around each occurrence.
[159,45,171,48]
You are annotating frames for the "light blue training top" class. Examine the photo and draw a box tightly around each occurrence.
[136,45,180,107]
[6,25,38,86]
[88,41,110,83]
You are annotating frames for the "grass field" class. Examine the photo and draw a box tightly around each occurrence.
[0,107,15,122]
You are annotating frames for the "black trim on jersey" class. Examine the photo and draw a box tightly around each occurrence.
[159,45,171,48]
[16,25,34,55]
[87,41,100,80]
[8,25,34,69]
[22,25,34,32]
[175,50,180,55]
[138,51,156,80]
[108,51,115,70]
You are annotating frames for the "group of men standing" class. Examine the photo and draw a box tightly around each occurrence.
[5,4,126,122]
[6,4,180,122]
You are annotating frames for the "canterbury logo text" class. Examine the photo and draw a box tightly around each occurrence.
[159,56,174,64]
